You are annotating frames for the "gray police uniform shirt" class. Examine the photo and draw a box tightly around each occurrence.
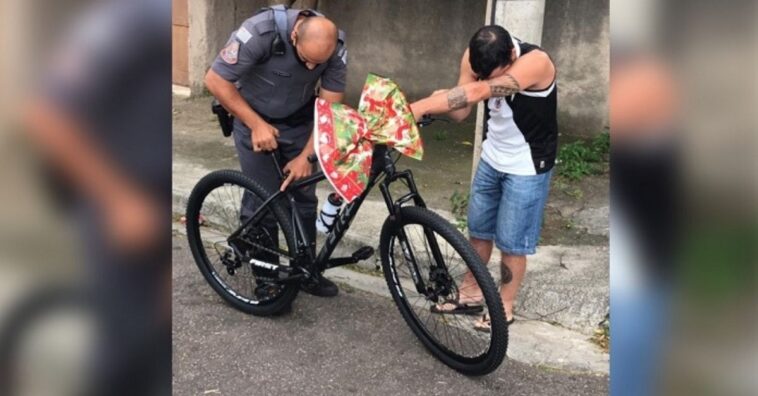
[210,9,347,121]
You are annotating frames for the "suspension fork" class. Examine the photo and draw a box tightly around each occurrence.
[393,170,450,275]
[379,175,429,295]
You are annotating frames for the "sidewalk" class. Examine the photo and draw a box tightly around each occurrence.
[172,95,609,374]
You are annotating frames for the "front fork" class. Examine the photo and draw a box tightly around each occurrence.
[380,170,450,298]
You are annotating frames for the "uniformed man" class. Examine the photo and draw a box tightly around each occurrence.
[205,7,347,297]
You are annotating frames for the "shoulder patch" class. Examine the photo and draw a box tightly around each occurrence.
[235,26,252,44]
[220,41,240,64]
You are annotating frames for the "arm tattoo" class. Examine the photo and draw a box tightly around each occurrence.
[447,86,468,110]
[488,74,520,97]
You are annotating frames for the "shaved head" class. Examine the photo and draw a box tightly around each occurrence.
[293,16,338,65]
[297,16,338,44]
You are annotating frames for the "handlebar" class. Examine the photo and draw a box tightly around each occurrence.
[417,114,449,128]
[272,137,318,164]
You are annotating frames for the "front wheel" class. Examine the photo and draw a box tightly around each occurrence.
[380,206,507,375]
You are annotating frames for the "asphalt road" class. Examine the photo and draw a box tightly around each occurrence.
[173,236,608,395]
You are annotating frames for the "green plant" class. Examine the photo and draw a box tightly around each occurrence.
[591,315,610,352]
[591,130,610,156]
[564,186,583,200]
[556,131,609,181]
[433,129,449,141]
[449,190,469,232]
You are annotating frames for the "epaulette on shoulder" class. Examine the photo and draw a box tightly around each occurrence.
[252,18,276,35]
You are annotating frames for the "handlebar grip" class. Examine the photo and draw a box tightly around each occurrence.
[277,137,294,146]
[269,138,317,163]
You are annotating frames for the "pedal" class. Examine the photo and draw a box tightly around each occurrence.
[325,247,375,269]
[351,246,375,261]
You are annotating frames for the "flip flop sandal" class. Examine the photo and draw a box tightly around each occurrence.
[430,299,484,315]
[473,314,515,333]
[473,314,491,332]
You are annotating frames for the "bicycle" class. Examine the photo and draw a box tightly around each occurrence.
[185,117,508,375]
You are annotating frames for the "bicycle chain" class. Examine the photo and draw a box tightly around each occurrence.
[243,239,295,261]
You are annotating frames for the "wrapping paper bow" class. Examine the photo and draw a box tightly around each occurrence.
[314,73,423,202]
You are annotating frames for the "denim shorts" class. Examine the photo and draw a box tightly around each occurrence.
[467,160,553,255]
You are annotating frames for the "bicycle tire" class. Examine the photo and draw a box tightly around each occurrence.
[186,169,298,316]
[380,206,507,375]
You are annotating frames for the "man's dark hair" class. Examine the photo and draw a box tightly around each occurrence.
[469,25,514,79]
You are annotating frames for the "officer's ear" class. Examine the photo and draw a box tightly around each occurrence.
[291,32,298,46]
[290,20,301,44]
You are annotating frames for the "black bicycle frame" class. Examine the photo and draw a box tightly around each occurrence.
[228,144,450,290]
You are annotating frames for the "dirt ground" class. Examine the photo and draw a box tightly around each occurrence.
[173,95,608,246]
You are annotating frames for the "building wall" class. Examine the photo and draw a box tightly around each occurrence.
[541,0,610,136]
[318,0,487,107]
[188,0,236,94]
[494,0,545,45]
[172,0,190,85]
[187,0,609,136]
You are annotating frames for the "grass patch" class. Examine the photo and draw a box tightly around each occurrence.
[590,315,610,353]
[557,131,609,181]
[449,190,469,233]
[344,263,383,277]
[433,129,449,141]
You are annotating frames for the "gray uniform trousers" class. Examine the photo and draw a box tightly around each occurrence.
[233,120,318,264]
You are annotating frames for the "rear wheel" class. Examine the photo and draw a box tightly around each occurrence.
[185,170,298,316]
[380,206,507,375]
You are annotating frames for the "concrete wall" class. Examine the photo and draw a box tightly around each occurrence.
[187,0,609,137]
[315,0,488,107]
[541,0,610,137]
[188,0,239,94]
[233,0,269,27]
[494,0,545,45]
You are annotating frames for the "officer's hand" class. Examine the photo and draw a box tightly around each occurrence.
[280,154,313,191]
[251,120,279,152]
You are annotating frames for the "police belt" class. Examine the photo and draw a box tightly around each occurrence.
[257,96,316,127]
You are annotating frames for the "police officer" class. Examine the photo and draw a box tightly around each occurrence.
[205,7,347,297]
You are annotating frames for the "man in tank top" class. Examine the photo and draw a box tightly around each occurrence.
[411,25,558,330]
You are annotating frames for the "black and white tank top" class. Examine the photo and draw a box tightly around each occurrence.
[481,37,558,175]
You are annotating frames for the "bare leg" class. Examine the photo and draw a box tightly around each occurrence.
[500,254,527,321]
[456,237,493,301]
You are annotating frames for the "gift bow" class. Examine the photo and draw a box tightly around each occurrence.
[314,73,423,203]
